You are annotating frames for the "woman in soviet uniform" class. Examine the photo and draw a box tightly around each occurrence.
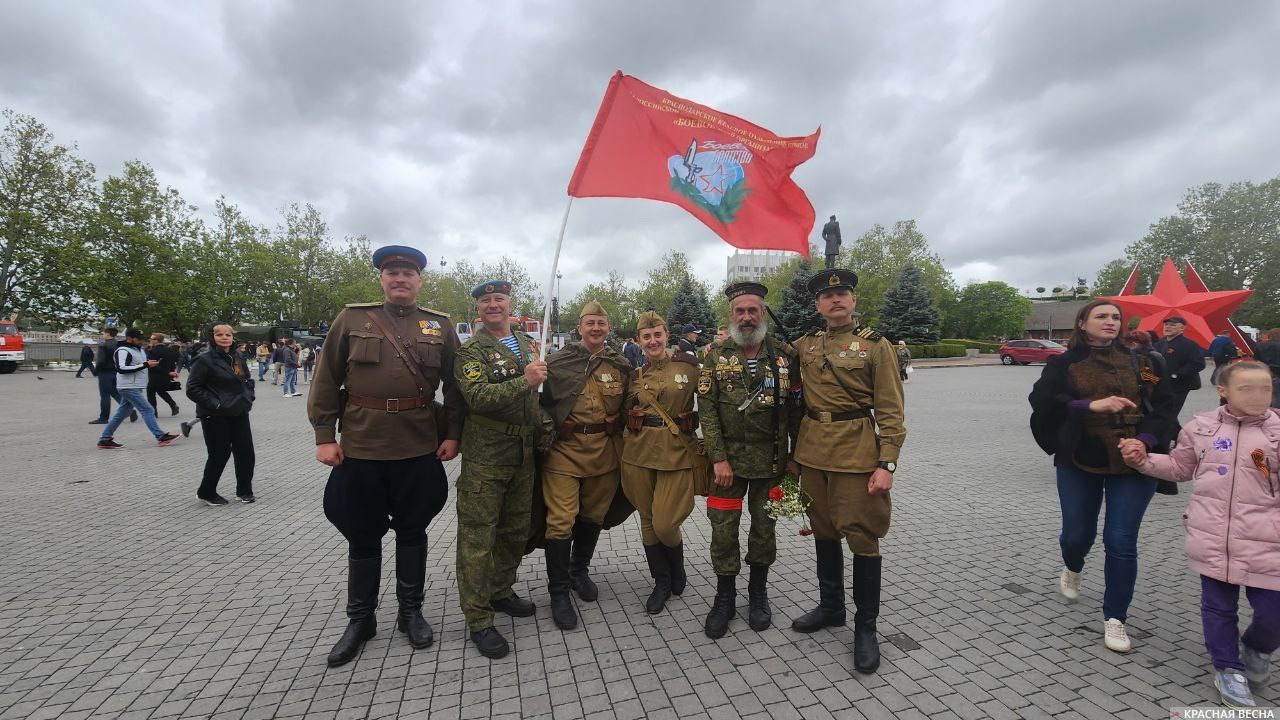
[620,311,700,614]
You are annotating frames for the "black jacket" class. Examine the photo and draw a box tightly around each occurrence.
[147,344,179,388]
[94,339,119,372]
[1155,334,1205,392]
[186,349,255,417]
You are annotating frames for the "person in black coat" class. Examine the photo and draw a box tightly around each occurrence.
[1153,316,1206,420]
[146,333,181,416]
[76,344,96,377]
[186,323,257,506]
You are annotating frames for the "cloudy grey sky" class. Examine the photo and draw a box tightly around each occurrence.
[3,1,1277,301]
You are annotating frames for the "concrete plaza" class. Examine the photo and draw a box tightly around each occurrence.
[0,364,1272,719]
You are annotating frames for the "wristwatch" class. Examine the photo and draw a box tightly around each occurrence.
[877,461,896,473]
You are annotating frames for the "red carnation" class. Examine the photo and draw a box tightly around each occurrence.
[798,528,813,536]
[768,487,784,502]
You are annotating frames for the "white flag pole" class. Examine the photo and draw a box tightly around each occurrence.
[538,196,575,361]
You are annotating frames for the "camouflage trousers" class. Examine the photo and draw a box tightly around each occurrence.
[707,475,779,576]
[800,466,891,556]
[456,454,535,632]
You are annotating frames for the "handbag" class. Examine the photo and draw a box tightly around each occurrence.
[634,384,714,497]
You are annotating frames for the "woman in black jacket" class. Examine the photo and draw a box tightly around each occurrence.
[1028,299,1178,654]
[186,324,257,506]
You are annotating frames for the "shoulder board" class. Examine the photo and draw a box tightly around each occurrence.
[344,302,382,308]
[855,326,883,342]
[417,305,450,318]
[672,352,699,366]
[631,367,642,380]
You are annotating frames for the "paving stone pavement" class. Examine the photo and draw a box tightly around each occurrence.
[0,365,1274,719]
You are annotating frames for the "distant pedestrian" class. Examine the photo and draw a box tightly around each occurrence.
[896,340,912,382]
[280,340,300,397]
[622,335,644,368]
[300,343,315,382]
[186,323,257,506]
[146,333,180,416]
[1121,361,1280,709]
[88,328,121,424]
[1208,330,1238,386]
[255,343,270,381]
[95,328,179,449]
[75,344,96,377]
[271,339,287,384]
[1154,316,1206,421]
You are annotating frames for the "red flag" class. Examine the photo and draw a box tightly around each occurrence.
[568,71,819,257]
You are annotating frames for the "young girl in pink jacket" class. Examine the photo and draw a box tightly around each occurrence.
[1121,360,1279,709]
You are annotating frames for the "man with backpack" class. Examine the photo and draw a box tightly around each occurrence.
[1207,330,1238,385]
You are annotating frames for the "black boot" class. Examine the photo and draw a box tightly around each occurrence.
[791,539,846,633]
[326,557,380,667]
[569,520,602,602]
[747,564,772,631]
[852,554,882,674]
[491,593,536,617]
[395,545,433,649]
[643,544,671,614]
[546,538,578,630]
[704,575,736,639]
[471,627,509,659]
[666,543,686,596]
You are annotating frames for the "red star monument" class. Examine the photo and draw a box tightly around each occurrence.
[1105,258,1252,350]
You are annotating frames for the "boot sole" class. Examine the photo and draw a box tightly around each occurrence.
[790,618,846,633]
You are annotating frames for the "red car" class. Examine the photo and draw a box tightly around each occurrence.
[999,339,1066,365]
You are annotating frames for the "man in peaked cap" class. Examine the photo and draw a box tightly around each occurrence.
[678,323,701,355]
[1154,315,1205,420]
[453,278,549,659]
[789,267,906,674]
[309,244,465,667]
[537,300,634,630]
[698,281,802,639]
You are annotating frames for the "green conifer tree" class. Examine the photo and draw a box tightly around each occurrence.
[876,265,940,343]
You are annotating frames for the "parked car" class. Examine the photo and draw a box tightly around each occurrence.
[999,339,1066,365]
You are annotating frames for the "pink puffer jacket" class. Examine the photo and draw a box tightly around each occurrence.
[1139,407,1280,590]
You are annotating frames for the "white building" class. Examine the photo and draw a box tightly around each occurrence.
[725,251,792,284]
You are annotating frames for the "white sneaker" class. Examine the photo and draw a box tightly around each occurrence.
[1104,618,1131,653]
[1058,568,1081,602]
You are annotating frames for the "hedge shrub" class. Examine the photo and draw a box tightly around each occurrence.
[940,338,1003,353]
[904,343,968,359]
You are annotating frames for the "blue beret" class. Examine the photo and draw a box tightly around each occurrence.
[808,268,858,296]
[372,245,426,271]
[471,280,513,298]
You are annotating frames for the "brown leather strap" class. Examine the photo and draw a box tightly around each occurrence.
[364,309,423,380]
[806,407,871,423]
[574,422,611,434]
[346,393,430,413]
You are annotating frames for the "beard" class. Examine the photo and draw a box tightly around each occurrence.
[729,321,767,347]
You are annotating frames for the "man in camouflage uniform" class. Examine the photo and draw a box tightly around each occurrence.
[309,245,465,667]
[454,279,547,659]
[789,268,905,674]
[699,282,802,638]
[539,300,632,630]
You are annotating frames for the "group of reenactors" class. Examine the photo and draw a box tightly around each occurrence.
[307,245,907,675]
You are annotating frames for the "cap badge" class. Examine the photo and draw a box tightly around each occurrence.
[828,274,840,286]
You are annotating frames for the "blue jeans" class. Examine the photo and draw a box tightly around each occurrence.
[96,372,120,421]
[257,361,268,381]
[100,388,165,441]
[1056,465,1156,622]
[282,367,297,395]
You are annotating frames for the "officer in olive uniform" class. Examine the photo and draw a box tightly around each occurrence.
[309,245,465,668]
[538,300,632,630]
[454,279,547,659]
[621,311,701,614]
[790,268,905,674]
[698,282,802,638]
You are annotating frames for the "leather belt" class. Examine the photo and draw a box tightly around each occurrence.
[574,423,611,434]
[346,393,429,414]
[641,415,669,427]
[806,408,871,423]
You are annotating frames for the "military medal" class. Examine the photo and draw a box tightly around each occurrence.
[839,351,848,358]
[859,351,868,358]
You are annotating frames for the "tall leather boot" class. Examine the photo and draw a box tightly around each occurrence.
[704,575,736,639]
[852,554,882,674]
[666,543,686,596]
[395,545,433,649]
[569,520,602,602]
[747,564,772,631]
[643,544,671,614]
[546,538,578,630]
[791,539,846,633]
[327,557,380,667]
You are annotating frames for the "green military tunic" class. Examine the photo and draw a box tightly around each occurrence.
[698,335,802,575]
[453,325,543,632]
[794,323,906,555]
